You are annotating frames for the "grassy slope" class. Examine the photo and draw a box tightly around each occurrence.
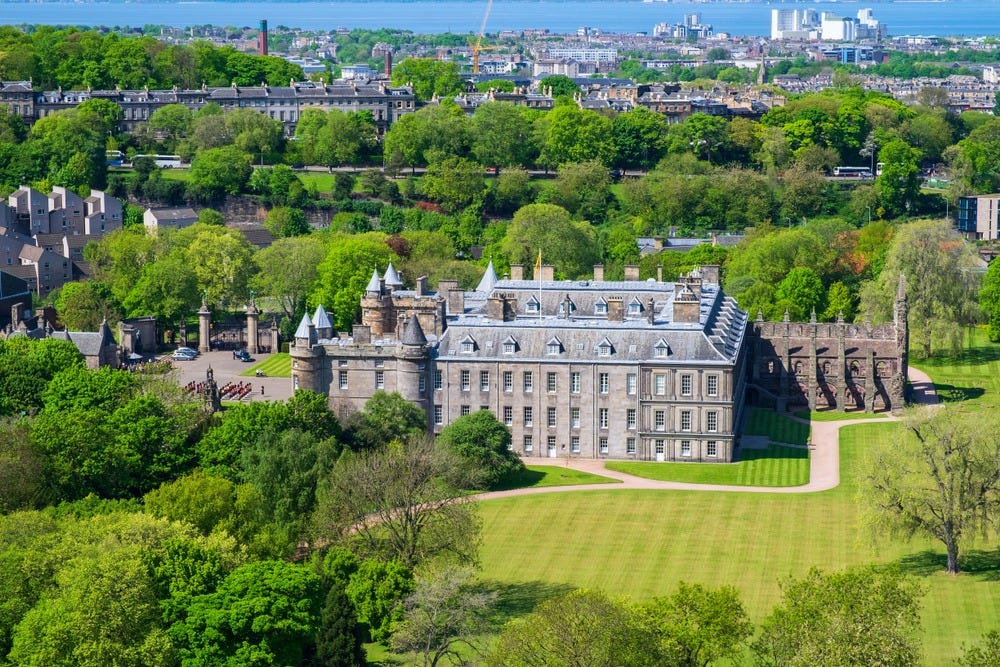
[477,421,1000,664]
[493,465,619,490]
[910,327,1000,410]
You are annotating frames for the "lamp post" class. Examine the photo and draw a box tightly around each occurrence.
[866,205,871,225]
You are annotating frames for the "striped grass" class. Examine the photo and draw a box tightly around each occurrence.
[477,421,1000,664]
[744,408,810,445]
[790,409,887,422]
[606,444,808,487]
[241,353,291,378]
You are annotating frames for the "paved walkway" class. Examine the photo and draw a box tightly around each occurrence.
[475,368,940,501]
[169,350,296,403]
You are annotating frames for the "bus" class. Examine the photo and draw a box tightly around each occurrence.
[105,150,124,167]
[131,154,182,168]
[833,166,873,179]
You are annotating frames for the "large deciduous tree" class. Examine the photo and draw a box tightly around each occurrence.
[859,218,979,358]
[502,203,599,280]
[875,138,922,216]
[863,407,1000,574]
[979,256,1000,342]
[314,438,479,568]
[471,102,538,169]
[752,566,922,667]
[391,564,497,667]
[251,234,327,321]
[421,155,487,213]
[310,233,399,331]
[435,409,522,490]
[640,582,753,667]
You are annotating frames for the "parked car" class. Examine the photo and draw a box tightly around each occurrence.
[176,346,199,357]
[235,350,255,363]
[171,350,197,361]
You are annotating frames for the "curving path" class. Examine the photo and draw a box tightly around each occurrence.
[474,368,939,501]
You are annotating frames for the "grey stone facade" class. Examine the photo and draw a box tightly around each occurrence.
[292,263,751,463]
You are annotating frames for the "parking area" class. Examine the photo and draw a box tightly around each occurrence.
[167,350,294,403]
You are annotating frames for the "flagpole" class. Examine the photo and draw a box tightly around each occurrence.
[537,249,542,319]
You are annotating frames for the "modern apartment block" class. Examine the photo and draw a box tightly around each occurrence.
[957,194,1000,240]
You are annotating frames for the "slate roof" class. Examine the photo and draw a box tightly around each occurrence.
[50,319,114,357]
[312,304,332,331]
[476,260,498,293]
[439,277,748,365]
[294,313,313,338]
[401,314,427,346]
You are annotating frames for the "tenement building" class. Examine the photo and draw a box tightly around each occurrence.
[292,262,752,462]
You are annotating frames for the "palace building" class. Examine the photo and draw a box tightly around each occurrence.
[291,262,755,462]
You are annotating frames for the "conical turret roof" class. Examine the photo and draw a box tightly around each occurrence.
[365,268,381,293]
[294,313,313,338]
[476,260,498,293]
[384,262,402,287]
[401,314,427,345]
[312,304,332,330]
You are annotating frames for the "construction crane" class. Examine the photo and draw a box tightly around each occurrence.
[469,0,494,75]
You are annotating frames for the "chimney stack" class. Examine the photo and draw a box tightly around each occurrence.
[258,20,268,56]
[510,264,524,281]
[593,264,604,281]
[385,50,393,77]
[624,265,640,281]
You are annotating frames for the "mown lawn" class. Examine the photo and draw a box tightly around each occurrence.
[241,353,291,378]
[606,444,808,487]
[743,407,810,445]
[789,409,887,422]
[910,327,1000,409]
[493,465,619,491]
[477,421,1000,664]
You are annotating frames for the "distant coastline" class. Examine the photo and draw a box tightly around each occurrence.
[0,0,995,36]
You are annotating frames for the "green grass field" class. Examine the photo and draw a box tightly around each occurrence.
[788,409,887,422]
[493,465,619,491]
[744,408,810,444]
[606,444,808,487]
[477,421,1000,664]
[910,327,1000,409]
[242,353,291,378]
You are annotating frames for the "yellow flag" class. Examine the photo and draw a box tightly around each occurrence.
[534,249,542,275]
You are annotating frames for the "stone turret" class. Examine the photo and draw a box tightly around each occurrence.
[313,304,333,341]
[397,314,429,407]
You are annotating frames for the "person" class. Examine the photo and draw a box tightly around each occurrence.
[260,385,265,395]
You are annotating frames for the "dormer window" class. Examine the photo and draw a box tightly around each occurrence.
[654,339,670,358]
[546,337,563,355]
[525,296,540,314]
[502,336,518,354]
[460,335,477,353]
[594,298,608,315]
[597,337,614,357]
[627,297,643,315]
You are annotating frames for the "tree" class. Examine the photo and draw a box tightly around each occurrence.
[537,106,614,169]
[612,106,668,171]
[774,267,825,321]
[197,208,224,226]
[640,582,752,667]
[863,407,1000,574]
[538,74,580,99]
[502,203,599,280]
[960,630,1000,667]
[188,145,253,201]
[147,103,193,147]
[421,156,487,213]
[53,280,123,332]
[123,249,200,326]
[484,589,658,667]
[543,159,614,221]
[391,58,464,102]
[859,219,979,358]
[391,564,497,667]
[435,409,522,489]
[185,225,257,309]
[823,281,855,321]
[265,205,310,237]
[980,256,1000,342]
[875,138,922,216]
[170,560,323,666]
[311,233,399,331]
[315,582,367,666]
[251,235,327,321]
[345,390,427,451]
[0,420,44,512]
[752,566,922,667]
[315,438,479,568]
[344,558,415,644]
[471,102,538,169]
[489,167,534,215]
